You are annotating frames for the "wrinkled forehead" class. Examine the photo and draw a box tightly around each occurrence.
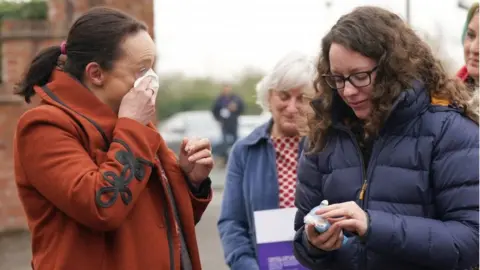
[273,74,315,96]
[276,84,315,99]
[119,31,156,66]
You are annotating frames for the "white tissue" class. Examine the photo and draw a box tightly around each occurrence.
[303,200,329,227]
[133,68,159,103]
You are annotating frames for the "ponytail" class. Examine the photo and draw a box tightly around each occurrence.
[14,45,62,103]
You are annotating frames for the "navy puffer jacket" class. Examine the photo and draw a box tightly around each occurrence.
[293,86,479,270]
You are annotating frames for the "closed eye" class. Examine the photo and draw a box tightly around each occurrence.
[137,68,148,77]
[352,73,369,80]
[278,91,290,101]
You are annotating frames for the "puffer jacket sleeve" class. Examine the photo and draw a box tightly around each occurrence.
[293,147,337,268]
[364,112,479,270]
[217,142,259,270]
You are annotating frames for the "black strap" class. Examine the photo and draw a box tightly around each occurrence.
[41,86,110,151]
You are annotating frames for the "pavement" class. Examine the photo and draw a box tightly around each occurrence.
[0,168,229,270]
[209,166,228,189]
[196,189,229,270]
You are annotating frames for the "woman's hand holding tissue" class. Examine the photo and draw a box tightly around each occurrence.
[315,201,369,237]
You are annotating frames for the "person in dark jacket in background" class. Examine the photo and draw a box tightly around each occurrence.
[293,6,479,270]
[212,84,245,162]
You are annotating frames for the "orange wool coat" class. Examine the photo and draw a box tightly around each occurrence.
[13,70,212,270]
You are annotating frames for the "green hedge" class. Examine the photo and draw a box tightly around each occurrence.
[0,0,47,20]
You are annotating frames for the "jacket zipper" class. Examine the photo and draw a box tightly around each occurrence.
[352,134,369,270]
[338,127,368,270]
[338,127,368,206]
[354,142,368,208]
[334,95,399,270]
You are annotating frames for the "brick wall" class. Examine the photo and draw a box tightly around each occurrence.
[106,0,155,37]
[0,0,154,233]
[48,0,155,37]
[0,98,29,231]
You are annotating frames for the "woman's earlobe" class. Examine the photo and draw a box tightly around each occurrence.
[85,62,104,86]
[56,55,67,70]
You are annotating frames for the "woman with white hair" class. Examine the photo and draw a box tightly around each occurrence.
[217,52,316,270]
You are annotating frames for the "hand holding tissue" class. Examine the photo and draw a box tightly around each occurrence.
[133,68,159,103]
[304,200,349,245]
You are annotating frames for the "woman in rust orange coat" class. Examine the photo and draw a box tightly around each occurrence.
[13,7,213,270]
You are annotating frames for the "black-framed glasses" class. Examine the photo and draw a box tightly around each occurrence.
[322,66,377,90]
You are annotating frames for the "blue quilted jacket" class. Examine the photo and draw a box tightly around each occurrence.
[293,86,479,270]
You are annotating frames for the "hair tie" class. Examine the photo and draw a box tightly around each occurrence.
[60,41,67,55]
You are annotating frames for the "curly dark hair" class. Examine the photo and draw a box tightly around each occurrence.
[307,6,478,153]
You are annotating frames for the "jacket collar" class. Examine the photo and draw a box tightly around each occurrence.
[34,70,120,148]
[242,118,273,146]
[36,70,117,120]
[242,118,306,153]
[385,83,429,128]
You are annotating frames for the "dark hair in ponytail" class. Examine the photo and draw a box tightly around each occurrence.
[15,46,62,103]
[14,7,147,104]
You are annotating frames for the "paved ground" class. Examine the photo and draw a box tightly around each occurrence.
[196,189,229,270]
[0,168,228,270]
[0,231,31,270]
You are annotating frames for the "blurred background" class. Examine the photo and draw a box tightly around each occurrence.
[0,0,475,269]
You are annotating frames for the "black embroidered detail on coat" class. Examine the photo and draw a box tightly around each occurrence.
[95,139,154,208]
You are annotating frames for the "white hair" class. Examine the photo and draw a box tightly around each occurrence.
[255,51,316,112]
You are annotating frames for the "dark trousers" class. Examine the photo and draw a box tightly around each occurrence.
[220,130,238,161]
